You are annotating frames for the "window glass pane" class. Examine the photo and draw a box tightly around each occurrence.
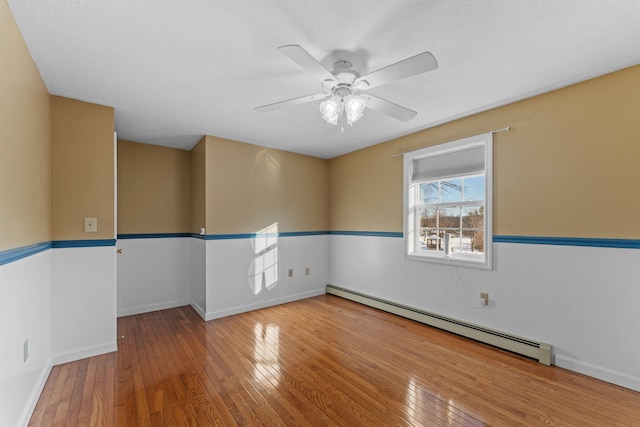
[462,229,484,253]
[422,230,438,251]
[438,206,460,229]
[461,206,484,228]
[463,175,485,202]
[426,230,441,251]
[419,182,439,204]
[440,179,463,203]
[440,230,459,253]
[420,207,437,228]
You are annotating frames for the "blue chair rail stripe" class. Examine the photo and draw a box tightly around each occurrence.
[1,240,117,266]
[203,231,330,240]
[2,234,637,266]
[493,235,640,249]
[118,233,191,239]
[51,239,117,248]
[328,231,404,238]
[0,242,52,266]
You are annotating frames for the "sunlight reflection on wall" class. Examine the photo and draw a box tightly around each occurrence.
[248,223,279,295]
[253,323,281,389]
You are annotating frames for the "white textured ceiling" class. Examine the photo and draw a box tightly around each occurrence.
[8,0,640,158]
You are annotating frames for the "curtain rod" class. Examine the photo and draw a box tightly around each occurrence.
[390,126,511,158]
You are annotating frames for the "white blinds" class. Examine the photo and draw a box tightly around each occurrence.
[411,143,485,183]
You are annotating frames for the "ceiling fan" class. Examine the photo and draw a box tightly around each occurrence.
[255,45,438,130]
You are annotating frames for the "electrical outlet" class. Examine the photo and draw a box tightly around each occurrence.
[288,268,293,277]
[84,217,97,233]
[23,339,29,363]
[305,267,310,276]
[480,292,489,307]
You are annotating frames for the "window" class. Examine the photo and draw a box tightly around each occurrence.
[404,133,493,269]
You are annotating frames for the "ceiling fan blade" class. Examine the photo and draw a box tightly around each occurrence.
[255,93,328,113]
[364,95,417,122]
[278,45,336,83]
[355,52,438,90]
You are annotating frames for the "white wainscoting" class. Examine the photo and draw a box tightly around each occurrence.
[190,237,207,318]
[117,238,191,317]
[328,234,640,392]
[51,246,117,365]
[204,234,329,320]
[0,250,52,427]
[115,234,329,322]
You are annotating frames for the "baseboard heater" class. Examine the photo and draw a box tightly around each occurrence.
[326,284,552,366]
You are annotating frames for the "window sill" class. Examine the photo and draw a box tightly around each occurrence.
[406,252,492,270]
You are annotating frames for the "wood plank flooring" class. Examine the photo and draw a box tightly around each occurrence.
[29,294,640,426]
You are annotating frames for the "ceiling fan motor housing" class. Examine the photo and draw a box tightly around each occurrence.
[323,60,361,98]
[256,45,437,124]
[332,60,360,83]
[333,86,352,97]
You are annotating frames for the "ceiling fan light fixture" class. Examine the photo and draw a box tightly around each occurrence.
[345,95,367,124]
[319,96,340,125]
[256,45,438,129]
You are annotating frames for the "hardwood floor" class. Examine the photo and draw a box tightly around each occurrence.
[30,295,640,426]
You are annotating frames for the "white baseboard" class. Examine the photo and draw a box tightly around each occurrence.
[204,289,325,321]
[52,341,117,366]
[19,359,52,427]
[191,301,206,320]
[117,299,191,317]
[555,355,640,392]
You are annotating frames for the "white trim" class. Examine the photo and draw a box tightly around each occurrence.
[114,131,117,239]
[403,132,493,270]
[555,355,640,392]
[190,302,207,320]
[18,360,52,427]
[204,289,325,321]
[117,299,191,317]
[52,341,117,366]
[405,252,492,270]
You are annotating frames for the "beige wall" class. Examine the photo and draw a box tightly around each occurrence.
[330,65,640,239]
[0,0,50,251]
[329,141,402,233]
[205,135,329,234]
[117,140,191,234]
[50,96,114,240]
[190,137,206,234]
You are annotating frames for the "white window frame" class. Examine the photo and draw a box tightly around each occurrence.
[403,133,493,270]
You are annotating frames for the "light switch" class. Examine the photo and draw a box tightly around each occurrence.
[84,217,98,232]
